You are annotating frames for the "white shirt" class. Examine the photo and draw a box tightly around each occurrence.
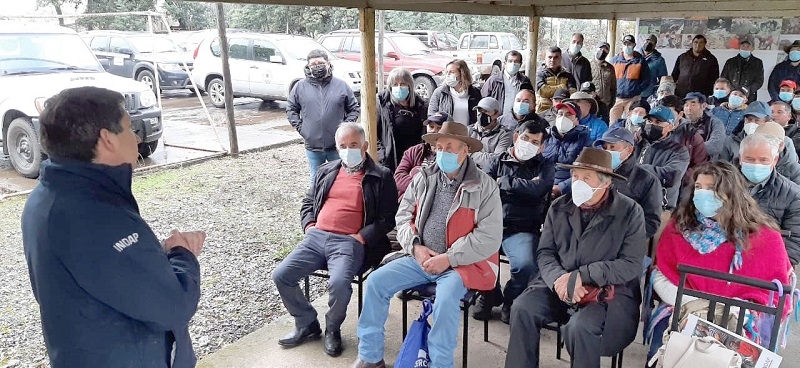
[451,88,470,126]
[503,72,517,115]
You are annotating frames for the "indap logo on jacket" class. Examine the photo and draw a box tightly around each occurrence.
[112,233,140,252]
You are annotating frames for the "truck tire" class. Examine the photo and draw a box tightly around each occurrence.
[7,117,42,178]
[138,140,159,158]
[137,69,156,92]
[207,77,226,108]
[414,75,435,101]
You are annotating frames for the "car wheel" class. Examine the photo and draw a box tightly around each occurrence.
[136,69,156,92]
[413,75,435,101]
[7,117,42,178]
[138,140,159,158]
[207,78,226,108]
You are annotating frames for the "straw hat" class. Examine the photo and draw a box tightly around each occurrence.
[422,121,483,152]
[557,147,627,180]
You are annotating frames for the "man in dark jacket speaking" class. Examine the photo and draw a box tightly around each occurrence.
[22,87,205,368]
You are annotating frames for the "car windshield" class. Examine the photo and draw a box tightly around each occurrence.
[279,38,337,60]
[0,33,103,76]
[508,34,523,49]
[129,36,182,53]
[389,35,432,56]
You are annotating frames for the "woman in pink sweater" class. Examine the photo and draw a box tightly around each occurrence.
[646,161,792,363]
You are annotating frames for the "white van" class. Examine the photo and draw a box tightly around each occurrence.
[191,32,363,108]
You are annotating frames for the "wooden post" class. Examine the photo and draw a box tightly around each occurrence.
[216,2,239,155]
[377,10,385,92]
[608,19,618,60]
[359,8,378,159]
[526,15,540,79]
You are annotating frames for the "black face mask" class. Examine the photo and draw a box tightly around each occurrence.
[644,42,656,53]
[478,113,492,127]
[595,50,608,60]
[308,64,328,79]
[644,124,664,142]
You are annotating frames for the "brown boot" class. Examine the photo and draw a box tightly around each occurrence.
[352,358,386,368]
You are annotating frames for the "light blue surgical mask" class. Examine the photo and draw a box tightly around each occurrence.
[780,91,794,102]
[693,189,723,218]
[513,101,530,116]
[339,148,364,168]
[391,86,410,100]
[713,89,728,99]
[607,150,623,169]
[436,151,461,174]
[741,162,772,183]
[728,95,745,108]
[506,62,521,75]
[793,97,800,111]
[739,50,751,59]
[629,114,645,126]
[624,45,634,55]
[790,50,800,62]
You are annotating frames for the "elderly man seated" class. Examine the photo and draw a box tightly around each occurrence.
[505,147,646,368]
[272,123,397,357]
[353,121,502,368]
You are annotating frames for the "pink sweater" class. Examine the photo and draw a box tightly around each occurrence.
[656,220,792,317]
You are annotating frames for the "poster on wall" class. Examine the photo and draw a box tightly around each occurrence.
[657,19,685,49]
[643,17,793,51]
[780,17,800,51]
[706,18,733,49]
[730,18,781,50]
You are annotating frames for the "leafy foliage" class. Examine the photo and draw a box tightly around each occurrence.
[163,1,216,30]
[80,0,156,31]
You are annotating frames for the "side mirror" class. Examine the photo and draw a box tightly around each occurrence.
[269,55,285,64]
[386,51,399,60]
[118,48,134,57]
[99,59,111,70]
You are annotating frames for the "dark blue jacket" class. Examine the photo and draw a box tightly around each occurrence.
[767,60,800,102]
[542,125,590,194]
[711,103,748,135]
[610,51,650,98]
[641,50,668,99]
[579,114,608,143]
[22,159,201,368]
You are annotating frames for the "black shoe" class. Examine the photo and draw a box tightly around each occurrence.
[472,294,500,321]
[324,330,343,357]
[352,359,386,368]
[500,304,511,324]
[278,320,322,348]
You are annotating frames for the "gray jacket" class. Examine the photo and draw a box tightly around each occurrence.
[469,123,513,169]
[427,85,481,126]
[687,112,726,159]
[287,76,360,150]
[724,134,800,185]
[750,170,800,266]
[635,136,691,209]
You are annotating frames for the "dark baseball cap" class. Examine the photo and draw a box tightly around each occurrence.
[554,101,582,118]
[594,126,635,147]
[733,86,750,96]
[622,35,636,44]
[599,42,610,49]
[580,81,596,93]
[743,101,771,118]
[682,92,707,104]
[424,111,451,125]
[647,34,658,43]
[553,88,571,100]
[630,99,651,114]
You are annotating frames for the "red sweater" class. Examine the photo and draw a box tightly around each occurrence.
[656,219,792,316]
[315,168,365,235]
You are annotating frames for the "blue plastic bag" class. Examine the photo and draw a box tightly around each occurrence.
[396,299,433,368]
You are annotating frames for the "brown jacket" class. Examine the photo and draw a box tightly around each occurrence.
[591,58,617,106]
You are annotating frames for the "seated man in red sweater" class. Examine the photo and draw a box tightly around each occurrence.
[272,122,398,357]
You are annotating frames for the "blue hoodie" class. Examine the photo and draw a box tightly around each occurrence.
[579,114,609,143]
[543,125,591,194]
[22,158,200,368]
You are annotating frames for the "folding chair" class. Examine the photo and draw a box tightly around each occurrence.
[303,266,373,316]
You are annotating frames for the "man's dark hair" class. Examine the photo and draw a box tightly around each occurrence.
[693,34,707,42]
[547,46,562,54]
[740,40,752,46]
[572,33,584,42]
[660,95,682,111]
[517,120,550,141]
[306,49,329,63]
[506,50,523,63]
[39,87,126,162]
[714,78,731,88]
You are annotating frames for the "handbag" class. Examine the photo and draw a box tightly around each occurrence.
[396,299,433,368]
[648,331,742,368]
[567,271,616,306]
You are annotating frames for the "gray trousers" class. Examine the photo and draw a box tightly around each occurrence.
[272,228,365,332]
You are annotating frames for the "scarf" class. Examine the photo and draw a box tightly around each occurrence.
[682,212,743,272]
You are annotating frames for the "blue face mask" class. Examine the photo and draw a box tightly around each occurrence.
[739,50,751,59]
[607,150,623,169]
[793,97,800,111]
[693,189,724,218]
[713,89,728,99]
[780,91,794,102]
[436,151,461,174]
[513,101,530,116]
[629,114,645,126]
[624,46,634,55]
[391,86,410,100]
[339,148,364,168]
[790,50,800,62]
[741,162,772,183]
[728,94,745,108]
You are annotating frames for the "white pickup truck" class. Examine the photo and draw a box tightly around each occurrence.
[451,32,528,81]
[0,23,161,178]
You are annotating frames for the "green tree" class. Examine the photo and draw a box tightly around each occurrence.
[163,1,215,30]
[35,0,82,26]
[81,0,156,31]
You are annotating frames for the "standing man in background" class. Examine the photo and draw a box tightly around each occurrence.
[720,40,763,103]
[482,50,534,115]
[288,49,360,182]
[671,35,719,98]
[591,42,617,120]
[562,33,593,87]
[536,47,577,113]
[609,35,650,123]
[641,35,668,102]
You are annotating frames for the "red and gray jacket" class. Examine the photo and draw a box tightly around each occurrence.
[396,157,502,291]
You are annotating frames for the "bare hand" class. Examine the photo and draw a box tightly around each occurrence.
[422,254,451,275]
[413,245,438,265]
[571,284,589,304]
[350,233,366,245]
[163,230,205,257]
[554,273,570,301]
[551,185,561,198]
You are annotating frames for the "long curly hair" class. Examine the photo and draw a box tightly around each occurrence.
[674,161,779,251]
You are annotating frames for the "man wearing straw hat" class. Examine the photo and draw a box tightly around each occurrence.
[505,147,646,368]
[354,121,502,368]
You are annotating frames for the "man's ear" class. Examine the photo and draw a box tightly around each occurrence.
[97,128,115,153]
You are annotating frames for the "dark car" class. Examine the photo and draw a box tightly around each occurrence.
[81,31,194,92]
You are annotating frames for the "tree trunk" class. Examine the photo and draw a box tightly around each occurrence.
[52,1,64,26]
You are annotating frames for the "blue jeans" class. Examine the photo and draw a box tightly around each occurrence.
[305,149,339,183]
[357,256,468,368]
[501,232,539,306]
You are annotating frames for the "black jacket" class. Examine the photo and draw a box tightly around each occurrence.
[498,111,548,132]
[750,170,800,266]
[611,157,663,239]
[481,71,533,113]
[671,49,719,98]
[635,135,691,209]
[427,85,482,125]
[483,151,555,235]
[785,123,800,160]
[301,157,398,269]
[376,89,428,172]
[563,50,593,86]
[720,54,764,102]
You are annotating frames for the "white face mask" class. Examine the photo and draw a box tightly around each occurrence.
[743,122,759,135]
[444,73,459,87]
[514,139,540,161]
[339,148,364,167]
[571,179,603,207]
[555,116,574,134]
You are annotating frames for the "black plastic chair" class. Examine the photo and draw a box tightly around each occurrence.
[303,267,373,316]
[399,283,487,368]
[671,264,792,351]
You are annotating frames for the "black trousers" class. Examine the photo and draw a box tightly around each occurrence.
[504,285,640,368]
